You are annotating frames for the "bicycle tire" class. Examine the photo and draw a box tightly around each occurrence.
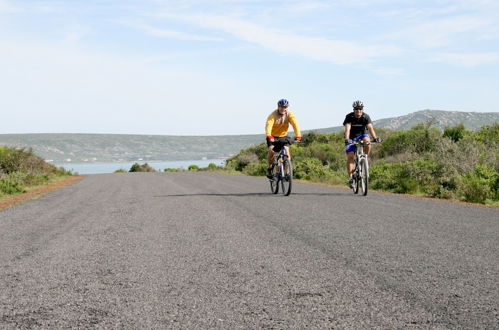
[281,159,293,196]
[360,158,368,196]
[269,164,279,194]
[352,168,359,194]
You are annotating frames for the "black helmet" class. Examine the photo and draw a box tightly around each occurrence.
[352,100,364,109]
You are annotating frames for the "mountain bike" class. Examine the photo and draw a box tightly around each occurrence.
[269,139,298,196]
[350,140,379,196]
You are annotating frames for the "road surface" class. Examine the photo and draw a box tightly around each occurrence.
[0,172,497,328]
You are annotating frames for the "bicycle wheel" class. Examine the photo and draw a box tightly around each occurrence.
[352,172,359,194]
[269,164,279,194]
[281,159,293,196]
[360,158,368,196]
[352,163,359,194]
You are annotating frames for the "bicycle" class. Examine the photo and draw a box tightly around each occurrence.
[268,138,298,196]
[349,139,379,196]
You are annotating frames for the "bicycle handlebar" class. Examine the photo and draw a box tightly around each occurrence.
[348,139,381,145]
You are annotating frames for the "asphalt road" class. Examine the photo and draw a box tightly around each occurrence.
[0,172,497,329]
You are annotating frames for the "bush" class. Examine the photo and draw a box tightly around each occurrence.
[164,168,183,172]
[0,147,55,175]
[129,163,156,172]
[380,124,441,156]
[188,164,199,171]
[243,161,266,176]
[459,174,491,204]
[458,164,498,203]
[444,123,466,142]
[0,172,26,194]
[294,157,334,181]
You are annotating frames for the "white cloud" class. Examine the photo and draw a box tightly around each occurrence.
[431,52,499,66]
[157,13,402,65]
[0,0,19,13]
[126,22,224,42]
[385,15,492,49]
[284,1,332,12]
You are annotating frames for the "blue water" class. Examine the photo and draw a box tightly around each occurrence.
[55,159,226,174]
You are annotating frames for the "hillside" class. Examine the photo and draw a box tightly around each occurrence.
[0,134,262,163]
[312,109,499,133]
[1,110,497,163]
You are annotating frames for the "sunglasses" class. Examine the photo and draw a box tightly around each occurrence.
[354,107,364,111]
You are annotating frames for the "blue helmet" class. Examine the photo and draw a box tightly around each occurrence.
[277,99,289,107]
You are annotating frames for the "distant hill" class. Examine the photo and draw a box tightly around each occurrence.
[1,110,497,163]
[0,133,263,163]
[312,109,499,133]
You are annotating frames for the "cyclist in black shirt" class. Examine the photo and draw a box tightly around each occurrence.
[343,100,379,187]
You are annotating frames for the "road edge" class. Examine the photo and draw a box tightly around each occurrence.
[0,175,85,210]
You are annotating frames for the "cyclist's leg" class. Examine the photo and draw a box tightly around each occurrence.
[346,151,355,177]
[284,145,290,160]
[361,135,371,155]
[345,140,356,177]
[353,134,370,155]
[266,138,275,168]
[267,146,274,168]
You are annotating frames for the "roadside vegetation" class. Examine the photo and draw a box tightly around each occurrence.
[0,146,73,197]
[115,162,223,173]
[225,122,499,206]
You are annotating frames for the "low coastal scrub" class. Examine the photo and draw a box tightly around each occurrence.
[0,146,72,196]
[164,162,223,172]
[225,123,499,206]
[129,162,157,172]
[125,162,223,173]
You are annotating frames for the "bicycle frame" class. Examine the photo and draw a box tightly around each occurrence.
[269,138,296,196]
[353,141,369,179]
[350,140,378,196]
[273,148,289,180]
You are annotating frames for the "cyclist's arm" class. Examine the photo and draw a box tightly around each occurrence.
[288,112,302,138]
[265,114,275,137]
[367,123,377,140]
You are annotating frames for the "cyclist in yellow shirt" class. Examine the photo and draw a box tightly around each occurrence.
[265,99,302,178]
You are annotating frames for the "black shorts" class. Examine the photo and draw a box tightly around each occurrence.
[266,136,291,152]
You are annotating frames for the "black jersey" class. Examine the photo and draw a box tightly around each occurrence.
[343,112,372,139]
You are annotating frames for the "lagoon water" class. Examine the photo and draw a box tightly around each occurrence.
[55,159,226,175]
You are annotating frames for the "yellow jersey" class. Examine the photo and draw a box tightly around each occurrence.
[265,109,301,138]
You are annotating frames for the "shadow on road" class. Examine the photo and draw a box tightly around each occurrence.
[154,192,347,198]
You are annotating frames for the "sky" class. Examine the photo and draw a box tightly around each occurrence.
[1,0,499,135]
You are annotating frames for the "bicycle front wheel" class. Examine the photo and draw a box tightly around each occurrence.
[281,159,293,196]
[360,158,368,196]
[269,164,279,194]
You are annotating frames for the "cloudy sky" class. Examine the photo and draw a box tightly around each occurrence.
[1,0,498,135]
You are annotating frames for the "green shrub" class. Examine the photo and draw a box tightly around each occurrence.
[294,157,333,180]
[129,163,156,172]
[188,164,199,171]
[0,172,26,194]
[457,164,498,203]
[459,174,491,203]
[443,123,466,142]
[381,124,441,156]
[243,161,266,176]
[474,122,499,147]
[164,168,183,172]
[0,147,55,175]
[207,163,218,170]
